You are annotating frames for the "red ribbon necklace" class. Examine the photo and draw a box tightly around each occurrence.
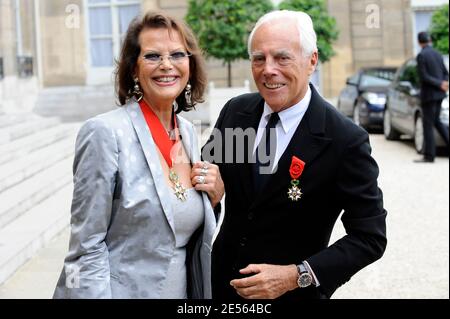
[139,99,187,201]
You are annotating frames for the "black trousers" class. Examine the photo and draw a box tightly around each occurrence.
[422,99,449,160]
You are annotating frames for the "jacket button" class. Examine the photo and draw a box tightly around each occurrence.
[240,237,247,246]
[247,212,254,220]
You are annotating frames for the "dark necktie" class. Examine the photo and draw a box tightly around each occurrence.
[253,112,280,193]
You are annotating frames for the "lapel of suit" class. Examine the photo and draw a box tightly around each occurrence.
[250,85,332,210]
[177,115,196,164]
[178,116,215,245]
[233,95,265,203]
[125,101,176,236]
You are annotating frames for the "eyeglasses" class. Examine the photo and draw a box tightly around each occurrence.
[142,51,192,65]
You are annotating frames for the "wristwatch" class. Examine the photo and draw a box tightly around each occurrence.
[296,263,313,288]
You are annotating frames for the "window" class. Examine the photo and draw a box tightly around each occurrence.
[17,56,33,78]
[413,10,433,55]
[360,74,392,88]
[87,0,140,67]
[399,60,420,89]
[347,73,359,85]
[360,69,396,87]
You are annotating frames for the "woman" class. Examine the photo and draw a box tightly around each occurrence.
[53,12,223,299]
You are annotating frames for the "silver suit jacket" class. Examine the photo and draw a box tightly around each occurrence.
[53,101,216,299]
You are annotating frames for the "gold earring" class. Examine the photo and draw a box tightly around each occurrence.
[132,78,143,102]
[185,82,192,107]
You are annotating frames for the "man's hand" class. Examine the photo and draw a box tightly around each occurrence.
[230,264,298,299]
[440,80,449,92]
[191,161,224,208]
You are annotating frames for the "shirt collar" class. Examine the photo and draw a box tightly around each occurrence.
[262,85,312,134]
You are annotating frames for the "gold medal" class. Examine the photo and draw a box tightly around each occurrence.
[169,169,187,201]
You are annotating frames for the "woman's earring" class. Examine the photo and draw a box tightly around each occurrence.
[172,100,179,113]
[185,82,192,107]
[133,77,143,102]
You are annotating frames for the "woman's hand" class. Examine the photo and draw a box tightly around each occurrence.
[191,161,224,208]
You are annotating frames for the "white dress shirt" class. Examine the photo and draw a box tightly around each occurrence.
[253,86,312,173]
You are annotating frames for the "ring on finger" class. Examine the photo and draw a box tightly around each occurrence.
[200,167,208,176]
[202,162,209,170]
[197,175,206,184]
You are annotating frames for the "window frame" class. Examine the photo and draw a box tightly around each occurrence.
[84,0,140,85]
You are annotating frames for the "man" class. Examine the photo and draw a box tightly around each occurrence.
[200,10,387,300]
[414,31,449,163]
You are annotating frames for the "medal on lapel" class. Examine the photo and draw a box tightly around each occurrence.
[288,156,305,201]
[168,139,187,201]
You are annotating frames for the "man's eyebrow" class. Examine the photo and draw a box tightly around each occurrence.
[251,49,293,56]
[273,49,292,56]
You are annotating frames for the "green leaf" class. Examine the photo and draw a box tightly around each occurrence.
[278,0,339,63]
[186,0,274,86]
[430,4,449,55]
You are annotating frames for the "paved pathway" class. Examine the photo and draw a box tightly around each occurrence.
[0,133,448,299]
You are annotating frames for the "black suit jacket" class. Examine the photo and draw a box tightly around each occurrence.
[417,45,449,102]
[203,85,387,300]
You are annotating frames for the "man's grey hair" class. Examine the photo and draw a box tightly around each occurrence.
[247,10,318,58]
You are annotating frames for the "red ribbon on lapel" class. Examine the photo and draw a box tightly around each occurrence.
[289,156,305,180]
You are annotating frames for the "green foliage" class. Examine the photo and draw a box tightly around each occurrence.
[429,4,449,54]
[186,0,274,63]
[278,0,339,63]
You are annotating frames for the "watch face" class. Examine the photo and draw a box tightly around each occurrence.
[298,273,312,288]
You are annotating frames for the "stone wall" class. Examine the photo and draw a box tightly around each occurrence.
[39,0,86,86]
[323,0,413,97]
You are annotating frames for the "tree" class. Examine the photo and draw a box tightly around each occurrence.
[186,0,273,87]
[278,0,339,63]
[429,4,449,55]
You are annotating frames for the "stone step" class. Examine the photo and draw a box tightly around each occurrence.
[0,123,79,165]
[0,116,61,145]
[0,113,37,129]
[0,183,72,285]
[34,85,116,122]
[0,135,76,193]
[0,156,73,229]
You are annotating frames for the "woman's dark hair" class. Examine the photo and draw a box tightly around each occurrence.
[115,12,207,113]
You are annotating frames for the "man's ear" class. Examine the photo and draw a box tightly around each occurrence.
[308,51,319,76]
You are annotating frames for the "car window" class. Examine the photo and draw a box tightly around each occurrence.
[347,73,359,85]
[399,60,419,88]
[360,74,392,87]
[366,69,396,81]
[360,70,395,87]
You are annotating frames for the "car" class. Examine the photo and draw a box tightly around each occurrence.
[383,56,449,154]
[337,67,397,130]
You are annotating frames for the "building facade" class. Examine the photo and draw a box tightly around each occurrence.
[0,0,447,114]
[0,0,39,113]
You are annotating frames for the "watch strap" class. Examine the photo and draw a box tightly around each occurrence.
[298,263,308,274]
